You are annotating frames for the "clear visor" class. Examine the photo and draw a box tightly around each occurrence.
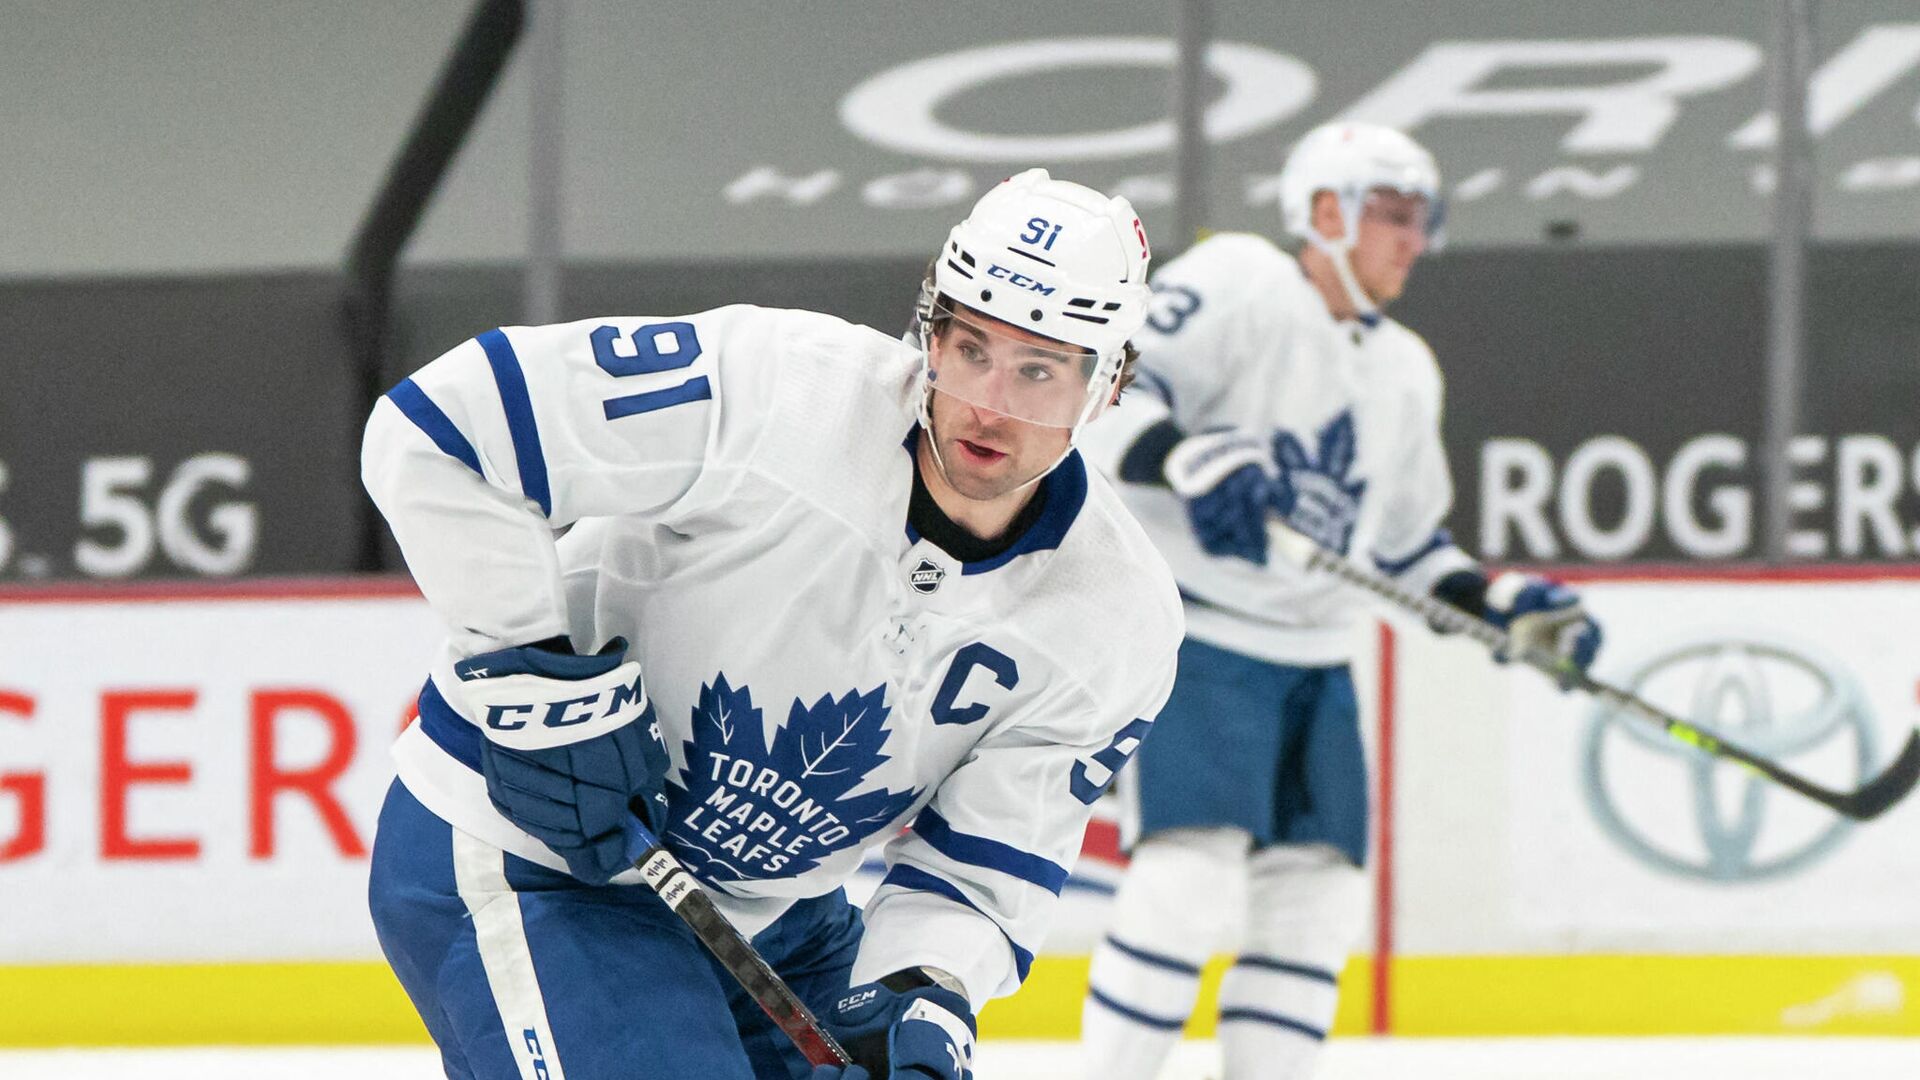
[923,301,1102,428]
[1359,188,1443,240]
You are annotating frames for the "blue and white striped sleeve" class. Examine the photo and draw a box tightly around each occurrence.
[361,316,728,653]
[854,686,1168,1008]
[1373,527,1474,597]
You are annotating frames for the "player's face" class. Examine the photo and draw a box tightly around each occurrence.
[1350,188,1432,305]
[924,307,1080,505]
[925,302,1099,428]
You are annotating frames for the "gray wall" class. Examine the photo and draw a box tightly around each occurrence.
[8,0,1920,279]
[3,1,482,278]
[3,2,1917,580]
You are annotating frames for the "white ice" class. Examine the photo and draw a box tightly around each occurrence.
[5,1038,1920,1079]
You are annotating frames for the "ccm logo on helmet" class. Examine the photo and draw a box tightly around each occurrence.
[986,264,1055,295]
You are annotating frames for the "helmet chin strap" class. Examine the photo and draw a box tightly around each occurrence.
[914,378,959,488]
[1304,230,1381,328]
[912,317,1116,499]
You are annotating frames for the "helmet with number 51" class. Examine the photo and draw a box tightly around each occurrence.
[912,169,1154,503]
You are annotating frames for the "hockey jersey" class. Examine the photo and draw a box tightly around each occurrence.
[361,304,1183,1006]
[1079,232,1470,666]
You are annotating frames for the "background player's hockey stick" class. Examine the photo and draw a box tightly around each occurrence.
[622,819,851,1067]
[1266,518,1920,821]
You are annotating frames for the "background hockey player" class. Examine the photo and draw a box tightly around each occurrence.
[360,169,1182,1080]
[1074,123,1604,1079]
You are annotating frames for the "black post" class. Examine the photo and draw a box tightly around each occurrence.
[344,0,526,571]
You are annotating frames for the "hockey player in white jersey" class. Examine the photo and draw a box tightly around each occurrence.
[1074,124,1603,1079]
[361,169,1182,1080]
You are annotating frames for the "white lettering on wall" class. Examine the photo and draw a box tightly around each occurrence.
[1559,437,1657,560]
[724,167,841,205]
[1343,37,1762,153]
[1664,435,1749,558]
[1478,433,1920,561]
[1525,165,1641,200]
[860,168,974,209]
[1835,434,1905,556]
[1787,435,1828,558]
[1480,438,1558,560]
[839,38,1314,162]
[1729,24,1920,149]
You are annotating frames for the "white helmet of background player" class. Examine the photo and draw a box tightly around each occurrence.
[1279,122,1443,323]
[915,169,1153,441]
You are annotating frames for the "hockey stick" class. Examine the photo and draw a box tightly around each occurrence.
[622,819,851,1067]
[1266,519,1920,821]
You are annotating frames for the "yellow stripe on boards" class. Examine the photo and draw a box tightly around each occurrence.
[4,955,1918,1045]
[981,954,1920,1039]
[1391,955,1920,1037]
[979,956,1375,1039]
[0,962,426,1046]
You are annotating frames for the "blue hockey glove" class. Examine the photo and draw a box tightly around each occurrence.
[1163,429,1283,566]
[451,636,672,884]
[808,1069,871,1080]
[1482,572,1602,690]
[825,968,976,1080]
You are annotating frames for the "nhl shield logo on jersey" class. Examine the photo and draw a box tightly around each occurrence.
[1273,409,1368,555]
[663,673,922,883]
[909,558,946,594]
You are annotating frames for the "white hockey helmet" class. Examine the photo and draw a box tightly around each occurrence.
[1275,123,1442,324]
[1279,122,1444,249]
[918,168,1153,431]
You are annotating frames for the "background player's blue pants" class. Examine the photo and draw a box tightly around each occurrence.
[368,781,862,1080]
[1131,638,1368,866]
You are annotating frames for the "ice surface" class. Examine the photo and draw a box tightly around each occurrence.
[6,1039,1920,1079]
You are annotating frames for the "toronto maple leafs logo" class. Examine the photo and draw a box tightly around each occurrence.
[1273,409,1367,555]
[664,674,923,884]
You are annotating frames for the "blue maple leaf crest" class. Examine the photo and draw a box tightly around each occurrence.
[1272,409,1368,554]
[663,673,923,885]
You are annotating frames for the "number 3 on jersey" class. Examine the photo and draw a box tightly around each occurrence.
[592,322,711,420]
[1144,285,1201,335]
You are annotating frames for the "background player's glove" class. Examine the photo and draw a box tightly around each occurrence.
[1482,572,1602,689]
[1163,428,1283,566]
[808,1069,870,1080]
[450,636,672,884]
[825,968,975,1080]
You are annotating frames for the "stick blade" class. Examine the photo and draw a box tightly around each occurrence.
[1836,729,1920,821]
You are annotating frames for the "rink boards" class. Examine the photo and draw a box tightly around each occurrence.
[2,570,1917,1044]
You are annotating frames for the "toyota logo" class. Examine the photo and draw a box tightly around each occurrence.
[1581,633,1875,883]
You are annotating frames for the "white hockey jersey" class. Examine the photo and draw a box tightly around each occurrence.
[1079,233,1470,666]
[361,305,1183,1007]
